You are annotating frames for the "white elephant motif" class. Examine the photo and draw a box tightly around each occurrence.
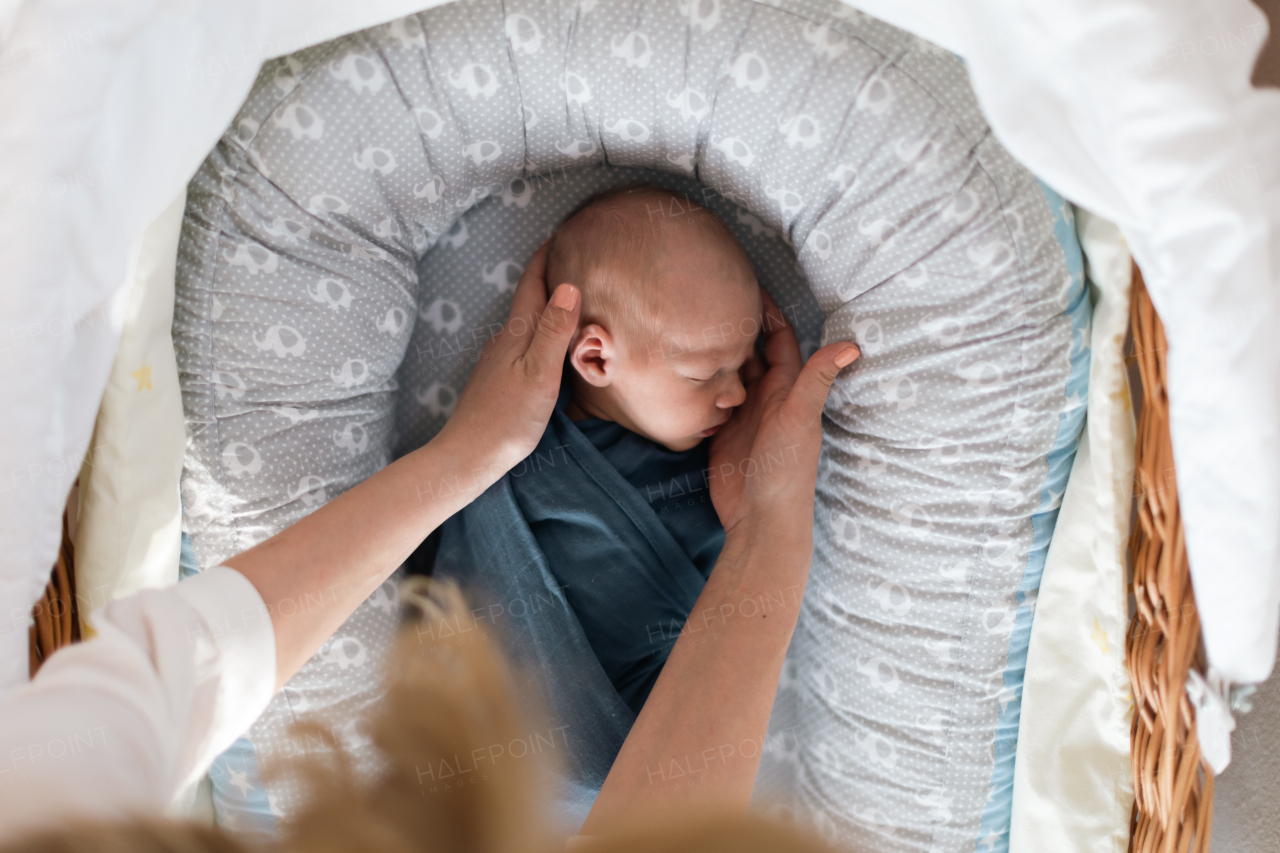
[830,509,861,551]
[448,63,499,99]
[920,314,965,346]
[855,71,895,115]
[263,216,309,244]
[333,422,368,457]
[604,117,650,143]
[463,140,502,165]
[416,381,458,418]
[891,501,932,537]
[271,103,324,140]
[223,242,278,275]
[677,0,720,31]
[307,193,349,217]
[501,176,535,208]
[308,278,353,311]
[420,298,463,335]
[330,358,370,389]
[801,21,848,60]
[376,307,407,335]
[855,655,901,694]
[414,175,446,203]
[505,13,543,55]
[384,16,426,49]
[827,163,859,193]
[868,578,913,616]
[328,52,386,94]
[736,208,778,240]
[853,730,898,769]
[725,51,769,92]
[253,324,306,358]
[765,186,803,219]
[222,442,263,478]
[895,134,942,174]
[610,31,652,68]
[665,87,709,121]
[779,113,821,150]
[414,107,444,139]
[272,406,317,425]
[439,219,468,249]
[653,153,687,175]
[288,475,327,507]
[558,71,592,104]
[318,635,368,670]
[556,138,598,160]
[353,146,397,175]
[482,260,522,295]
[211,370,246,400]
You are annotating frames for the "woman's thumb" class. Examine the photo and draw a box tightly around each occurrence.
[525,283,580,375]
[788,342,860,426]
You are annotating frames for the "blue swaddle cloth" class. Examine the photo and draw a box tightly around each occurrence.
[432,366,725,826]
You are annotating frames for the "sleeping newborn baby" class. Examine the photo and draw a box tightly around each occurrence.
[432,181,761,743]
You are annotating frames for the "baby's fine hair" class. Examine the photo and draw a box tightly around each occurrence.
[545,181,752,353]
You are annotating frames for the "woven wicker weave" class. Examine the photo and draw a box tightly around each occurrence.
[1125,265,1213,853]
[28,509,79,678]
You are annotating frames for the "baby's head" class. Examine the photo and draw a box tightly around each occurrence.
[547,182,762,452]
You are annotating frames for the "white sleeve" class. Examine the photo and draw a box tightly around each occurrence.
[0,566,275,842]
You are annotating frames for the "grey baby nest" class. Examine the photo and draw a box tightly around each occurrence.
[173,0,1091,849]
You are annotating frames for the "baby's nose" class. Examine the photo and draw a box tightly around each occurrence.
[719,376,747,408]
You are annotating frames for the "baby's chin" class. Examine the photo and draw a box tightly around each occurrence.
[655,433,709,453]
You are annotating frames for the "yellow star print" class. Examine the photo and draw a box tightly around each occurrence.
[1091,618,1109,656]
[131,362,152,392]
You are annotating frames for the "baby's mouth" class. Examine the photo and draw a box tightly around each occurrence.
[701,413,731,437]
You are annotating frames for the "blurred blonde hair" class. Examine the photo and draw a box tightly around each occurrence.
[2,579,839,853]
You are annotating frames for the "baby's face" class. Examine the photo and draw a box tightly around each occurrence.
[570,234,762,452]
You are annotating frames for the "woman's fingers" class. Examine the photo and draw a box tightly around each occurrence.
[504,239,553,335]
[740,347,766,386]
[783,342,860,429]
[758,289,801,383]
[522,283,580,380]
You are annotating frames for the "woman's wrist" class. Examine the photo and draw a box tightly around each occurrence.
[422,421,529,505]
[720,507,814,591]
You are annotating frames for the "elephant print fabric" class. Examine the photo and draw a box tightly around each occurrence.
[173,0,1090,849]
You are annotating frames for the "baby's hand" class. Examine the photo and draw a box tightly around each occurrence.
[708,289,859,536]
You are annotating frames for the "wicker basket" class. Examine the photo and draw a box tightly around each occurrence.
[1125,265,1213,853]
[28,509,80,677]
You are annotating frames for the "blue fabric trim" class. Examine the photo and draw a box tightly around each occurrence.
[975,181,1092,851]
[208,736,277,835]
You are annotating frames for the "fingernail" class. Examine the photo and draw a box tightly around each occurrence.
[834,345,859,368]
[552,283,578,311]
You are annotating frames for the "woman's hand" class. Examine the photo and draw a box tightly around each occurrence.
[586,292,859,832]
[436,239,581,477]
[708,289,859,535]
[227,240,579,689]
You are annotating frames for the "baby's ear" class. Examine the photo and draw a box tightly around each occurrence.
[568,322,614,387]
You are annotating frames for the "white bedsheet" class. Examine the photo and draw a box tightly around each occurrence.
[0,0,1276,704]
[1008,211,1137,853]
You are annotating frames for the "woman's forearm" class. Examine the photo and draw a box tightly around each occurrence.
[582,514,814,833]
[225,429,506,689]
